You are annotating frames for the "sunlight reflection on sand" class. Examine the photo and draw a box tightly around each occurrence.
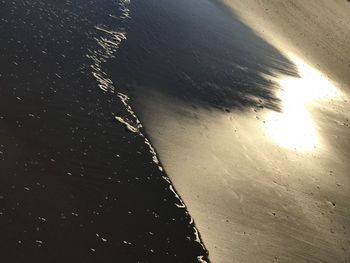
[264,54,343,151]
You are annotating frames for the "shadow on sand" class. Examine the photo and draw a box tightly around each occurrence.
[112,0,299,112]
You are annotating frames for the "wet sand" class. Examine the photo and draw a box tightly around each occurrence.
[136,85,350,263]
[112,0,350,262]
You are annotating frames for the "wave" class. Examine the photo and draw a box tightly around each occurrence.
[85,0,210,261]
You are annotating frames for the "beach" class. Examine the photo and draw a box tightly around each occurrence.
[1,0,349,262]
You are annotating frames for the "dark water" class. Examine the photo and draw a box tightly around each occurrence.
[0,0,299,262]
[0,0,207,262]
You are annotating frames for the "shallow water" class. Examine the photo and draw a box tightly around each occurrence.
[0,0,209,262]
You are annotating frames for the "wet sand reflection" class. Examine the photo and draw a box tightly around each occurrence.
[264,54,343,151]
[135,53,350,262]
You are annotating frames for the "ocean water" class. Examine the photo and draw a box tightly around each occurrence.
[0,0,209,261]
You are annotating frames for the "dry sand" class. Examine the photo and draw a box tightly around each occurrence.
[135,1,350,262]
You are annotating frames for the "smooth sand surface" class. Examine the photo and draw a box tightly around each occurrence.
[134,1,350,262]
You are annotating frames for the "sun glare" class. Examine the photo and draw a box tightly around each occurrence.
[264,54,342,151]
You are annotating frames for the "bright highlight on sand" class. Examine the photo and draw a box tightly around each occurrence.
[264,54,342,151]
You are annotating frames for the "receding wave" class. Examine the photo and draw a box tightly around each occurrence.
[85,0,209,261]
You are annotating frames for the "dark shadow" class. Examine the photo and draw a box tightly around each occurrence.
[111,0,299,112]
